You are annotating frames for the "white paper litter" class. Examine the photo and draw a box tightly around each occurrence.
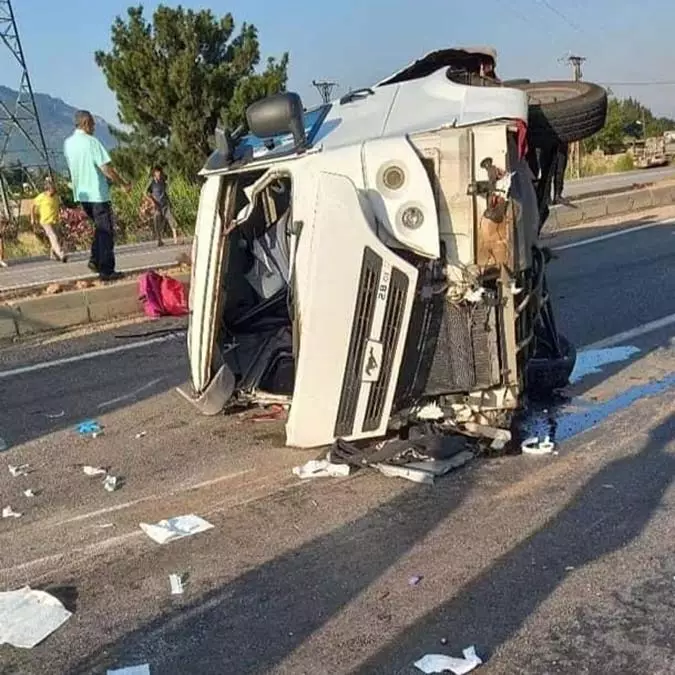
[8,464,30,477]
[414,646,483,674]
[107,666,150,675]
[23,489,36,498]
[292,459,350,479]
[169,573,185,595]
[140,514,214,544]
[135,431,147,439]
[2,506,21,518]
[83,466,107,477]
[0,586,72,649]
[522,436,556,455]
[374,463,435,485]
[103,475,120,492]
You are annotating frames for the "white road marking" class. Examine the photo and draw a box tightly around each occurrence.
[583,312,675,350]
[0,332,183,380]
[97,377,165,409]
[552,220,671,252]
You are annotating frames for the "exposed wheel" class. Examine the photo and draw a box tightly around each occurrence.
[515,81,608,145]
[526,334,577,399]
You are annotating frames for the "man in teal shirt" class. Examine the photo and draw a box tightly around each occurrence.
[63,110,131,281]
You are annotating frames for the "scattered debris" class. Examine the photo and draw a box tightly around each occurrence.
[103,475,120,493]
[463,287,486,304]
[521,436,555,455]
[23,489,37,498]
[565,566,575,571]
[416,402,445,421]
[0,437,7,453]
[408,575,423,587]
[0,586,72,649]
[45,410,65,419]
[140,514,214,545]
[440,638,449,646]
[135,431,147,439]
[292,458,351,479]
[76,420,102,437]
[414,646,483,674]
[250,404,287,422]
[602,484,615,490]
[97,523,115,529]
[8,464,30,477]
[83,465,108,477]
[375,451,474,485]
[107,666,150,675]
[2,506,21,519]
[169,573,187,595]
[463,423,511,451]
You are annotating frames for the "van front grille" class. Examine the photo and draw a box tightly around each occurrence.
[362,268,409,432]
[334,247,382,437]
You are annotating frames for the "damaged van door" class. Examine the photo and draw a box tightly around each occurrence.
[181,168,419,449]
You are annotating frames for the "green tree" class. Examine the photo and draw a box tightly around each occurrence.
[584,95,675,154]
[95,5,288,180]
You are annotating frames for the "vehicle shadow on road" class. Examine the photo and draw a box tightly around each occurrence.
[355,411,675,674]
[66,463,479,675]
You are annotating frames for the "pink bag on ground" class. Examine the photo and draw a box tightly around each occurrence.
[138,271,164,318]
[159,275,188,316]
[138,270,189,318]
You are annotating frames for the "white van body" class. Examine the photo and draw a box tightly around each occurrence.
[182,51,547,449]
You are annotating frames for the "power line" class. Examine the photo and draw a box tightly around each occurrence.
[533,0,585,34]
[599,81,675,86]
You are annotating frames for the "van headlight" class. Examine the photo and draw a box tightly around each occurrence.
[400,205,424,229]
[382,165,406,191]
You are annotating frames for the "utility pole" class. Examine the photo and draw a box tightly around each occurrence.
[312,80,337,105]
[566,55,586,179]
[0,0,54,225]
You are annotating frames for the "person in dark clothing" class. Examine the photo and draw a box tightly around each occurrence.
[551,142,569,204]
[63,110,131,281]
[144,166,179,247]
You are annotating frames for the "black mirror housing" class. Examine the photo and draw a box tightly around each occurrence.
[246,92,307,150]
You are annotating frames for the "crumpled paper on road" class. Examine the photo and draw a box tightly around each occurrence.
[140,514,214,544]
[292,459,350,479]
[0,586,72,648]
[414,646,483,674]
[107,665,150,675]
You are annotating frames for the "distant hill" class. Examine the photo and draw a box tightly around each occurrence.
[0,85,116,172]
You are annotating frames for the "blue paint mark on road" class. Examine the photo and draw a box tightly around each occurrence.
[569,346,641,384]
[524,373,675,444]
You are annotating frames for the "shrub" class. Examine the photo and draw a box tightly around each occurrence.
[111,173,200,242]
[613,154,635,173]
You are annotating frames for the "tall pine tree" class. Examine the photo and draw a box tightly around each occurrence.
[95,5,288,180]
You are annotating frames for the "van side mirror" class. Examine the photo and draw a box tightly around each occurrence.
[246,92,307,150]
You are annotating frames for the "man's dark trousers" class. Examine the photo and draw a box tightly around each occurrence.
[81,201,116,276]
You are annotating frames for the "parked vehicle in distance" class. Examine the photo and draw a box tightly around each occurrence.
[179,47,607,450]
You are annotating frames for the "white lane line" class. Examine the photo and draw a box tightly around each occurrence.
[0,332,183,380]
[552,220,672,252]
[97,376,165,409]
[583,312,675,350]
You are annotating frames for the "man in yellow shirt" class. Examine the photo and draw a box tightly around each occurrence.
[32,179,67,262]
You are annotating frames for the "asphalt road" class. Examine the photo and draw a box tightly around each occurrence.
[0,216,674,674]
[564,164,675,200]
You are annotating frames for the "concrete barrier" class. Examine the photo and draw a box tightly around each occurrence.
[1,272,190,340]
[545,184,675,232]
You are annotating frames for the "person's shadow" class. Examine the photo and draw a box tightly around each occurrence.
[356,411,675,674]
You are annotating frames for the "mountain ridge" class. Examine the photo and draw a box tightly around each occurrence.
[0,85,117,171]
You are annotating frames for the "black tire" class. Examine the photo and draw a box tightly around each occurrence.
[515,81,608,145]
[526,334,577,399]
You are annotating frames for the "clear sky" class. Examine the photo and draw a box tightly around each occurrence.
[8,0,675,124]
